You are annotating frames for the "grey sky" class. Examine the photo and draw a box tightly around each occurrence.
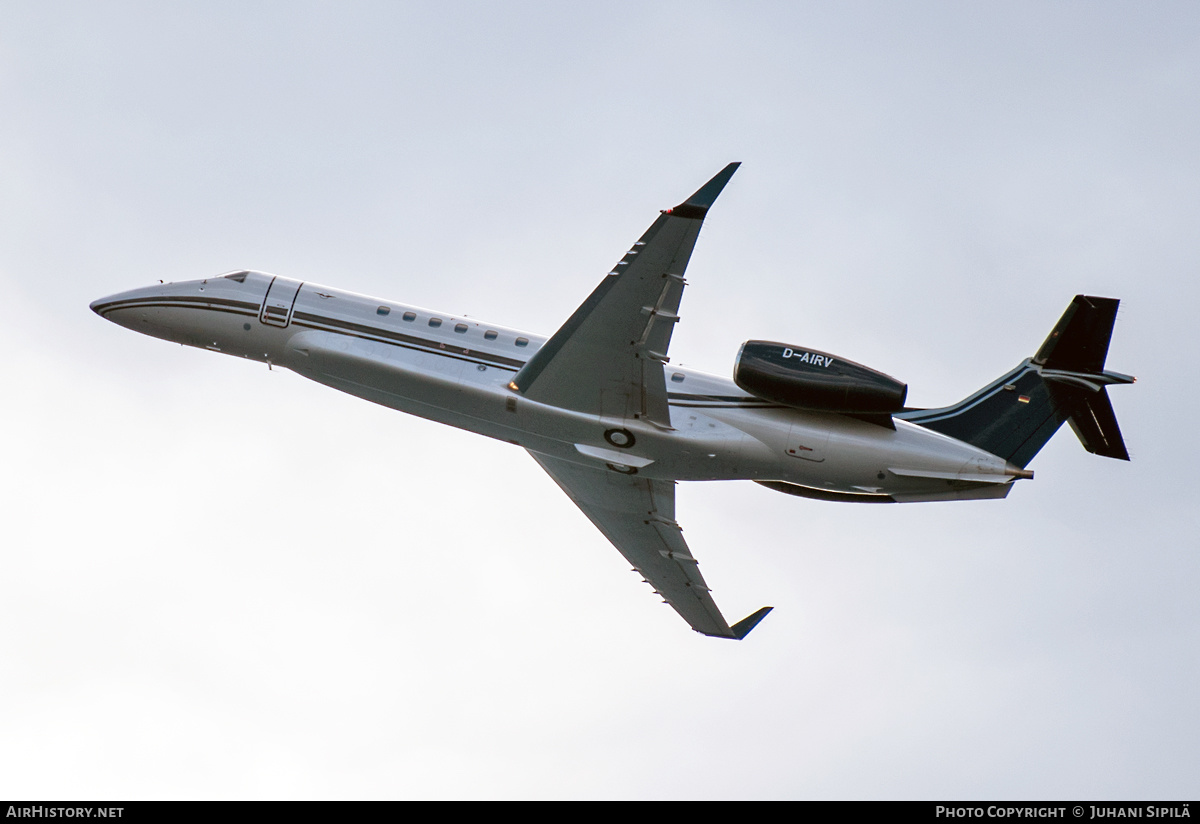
[2,1,1197,799]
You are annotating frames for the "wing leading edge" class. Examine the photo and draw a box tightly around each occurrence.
[509,163,740,429]
[529,451,771,639]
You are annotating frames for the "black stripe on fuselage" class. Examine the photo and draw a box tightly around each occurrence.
[897,363,1032,424]
[92,295,260,318]
[100,296,783,410]
[291,311,526,371]
[95,295,527,372]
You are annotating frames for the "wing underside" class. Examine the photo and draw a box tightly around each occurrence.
[510,163,741,429]
[530,452,770,639]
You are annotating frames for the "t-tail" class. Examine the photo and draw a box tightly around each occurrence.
[897,295,1135,468]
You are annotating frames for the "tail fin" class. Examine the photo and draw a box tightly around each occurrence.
[898,296,1134,467]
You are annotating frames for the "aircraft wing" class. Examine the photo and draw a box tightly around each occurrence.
[509,163,740,429]
[529,451,771,639]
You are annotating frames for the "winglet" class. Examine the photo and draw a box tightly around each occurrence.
[667,162,741,219]
[730,606,773,640]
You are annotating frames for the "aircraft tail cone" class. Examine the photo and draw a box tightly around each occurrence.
[1005,463,1035,480]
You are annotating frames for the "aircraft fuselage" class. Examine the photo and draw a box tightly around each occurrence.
[92,269,1022,503]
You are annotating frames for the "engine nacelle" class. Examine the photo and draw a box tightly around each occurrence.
[734,341,908,414]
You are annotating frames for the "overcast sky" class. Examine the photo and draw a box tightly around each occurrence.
[2,1,1198,800]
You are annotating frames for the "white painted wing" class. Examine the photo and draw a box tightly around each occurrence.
[509,164,740,430]
[530,451,770,639]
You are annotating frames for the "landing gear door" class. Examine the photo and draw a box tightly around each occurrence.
[260,278,303,328]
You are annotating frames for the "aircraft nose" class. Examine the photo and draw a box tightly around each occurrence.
[90,284,168,327]
[90,290,133,322]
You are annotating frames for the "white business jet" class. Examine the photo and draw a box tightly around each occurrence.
[92,164,1134,639]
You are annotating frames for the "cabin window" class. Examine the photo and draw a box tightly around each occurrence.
[454,323,468,333]
[402,312,416,321]
[429,318,442,328]
[484,330,498,341]
[671,373,685,383]
[515,337,529,347]
[377,306,390,316]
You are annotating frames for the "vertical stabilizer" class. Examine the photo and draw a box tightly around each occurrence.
[1034,295,1119,373]
[898,296,1134,466]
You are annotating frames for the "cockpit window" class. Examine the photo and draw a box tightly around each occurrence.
[222,271,249,283]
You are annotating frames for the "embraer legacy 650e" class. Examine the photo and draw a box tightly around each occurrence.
[92,164,1134,639]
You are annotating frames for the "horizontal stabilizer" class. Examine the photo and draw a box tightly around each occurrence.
[1050,384,1130,461]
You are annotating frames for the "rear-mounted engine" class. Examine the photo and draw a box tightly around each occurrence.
[734,341,907,414]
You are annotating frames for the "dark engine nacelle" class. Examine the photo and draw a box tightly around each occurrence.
[734,341,908,414]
